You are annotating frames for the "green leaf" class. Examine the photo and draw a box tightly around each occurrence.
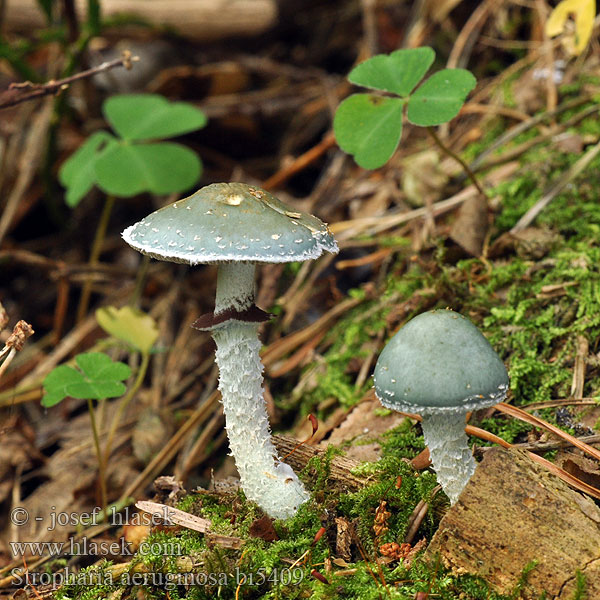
[348,47,435,96]
[334,94,404,169]
[103,94,207,141]
[407,68,476,127]
[96,305,159,354]
[94,141,202,197]
[42,365,84,407]
[59,94,205,202]
[59,131,116,207]
[42,352,131,407]
[75,353,131,386]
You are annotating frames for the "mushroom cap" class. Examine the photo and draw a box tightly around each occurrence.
[374,309,509,416]
[122,182,338,264]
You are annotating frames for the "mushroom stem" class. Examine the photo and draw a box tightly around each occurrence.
[211,262,309,519]
[421,411,475,505]
[214,262,256,314]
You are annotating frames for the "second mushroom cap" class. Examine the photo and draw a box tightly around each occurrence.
[374,309,509,415]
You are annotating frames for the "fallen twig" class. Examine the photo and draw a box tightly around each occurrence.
[262,295,364,367]
[262,131,337,191]
[136,500,211,533]
[505,434,600,454]
[116,391,219,504]
[469,96,593,172]
[331,162,519,241]
[495,402,600,463]
[272,434,371,490]
[522,398,600,411]
[0,51,139,110]
[404,485,441,544]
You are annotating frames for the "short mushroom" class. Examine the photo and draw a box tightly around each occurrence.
[122,182,338,519]
[373,309,508,504]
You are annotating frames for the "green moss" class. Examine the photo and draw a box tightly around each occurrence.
[570,570,587,600]
[51,468,510,600]
[302,444,341,492]
[340,459,439,547]
[461,117,506,162]
[54,562,116,600]
[507,560,539,599]
[483,247,600,405]
[380,418,426,459]
[292,260,436,416]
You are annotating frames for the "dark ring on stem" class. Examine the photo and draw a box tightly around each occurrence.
[191,305,273,331]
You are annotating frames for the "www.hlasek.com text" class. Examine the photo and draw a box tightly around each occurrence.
[9,537,182,558]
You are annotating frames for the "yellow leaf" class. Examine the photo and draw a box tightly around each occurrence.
[545,0,595,55]
[96,305,158,354]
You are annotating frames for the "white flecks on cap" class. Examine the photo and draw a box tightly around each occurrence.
[122,183,338,266]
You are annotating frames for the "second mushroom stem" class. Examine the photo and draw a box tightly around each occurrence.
[421,411,475,505]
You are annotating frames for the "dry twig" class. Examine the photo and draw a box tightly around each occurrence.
[0,51,139,110]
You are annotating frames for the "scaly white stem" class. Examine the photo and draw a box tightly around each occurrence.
[211,262,309,519]
[421,411,475,505]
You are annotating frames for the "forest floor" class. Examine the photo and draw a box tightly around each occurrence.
[1,1,600,599]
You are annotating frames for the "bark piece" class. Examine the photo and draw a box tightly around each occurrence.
[556,449,600,491]
[272,434,370,491]
[425,447,600,599]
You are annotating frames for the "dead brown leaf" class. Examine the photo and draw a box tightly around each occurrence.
[335,517,352,561]
[248,515,278,542]
[449,194,488,256]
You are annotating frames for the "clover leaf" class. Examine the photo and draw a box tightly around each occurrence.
[348,47,435,96]
[59,94,207,206]
[333,95,404,170]
[334,47,476,169]
[42,352,131,407]
[59,131,116,208]
[407,69,477,126]
[103,94,207,140]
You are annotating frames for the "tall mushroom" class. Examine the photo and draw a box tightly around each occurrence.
[373,309,509,504]
[122,182,338,519]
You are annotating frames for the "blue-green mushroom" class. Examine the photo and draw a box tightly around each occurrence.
[374,309,509,504]
[123,182,338,519]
